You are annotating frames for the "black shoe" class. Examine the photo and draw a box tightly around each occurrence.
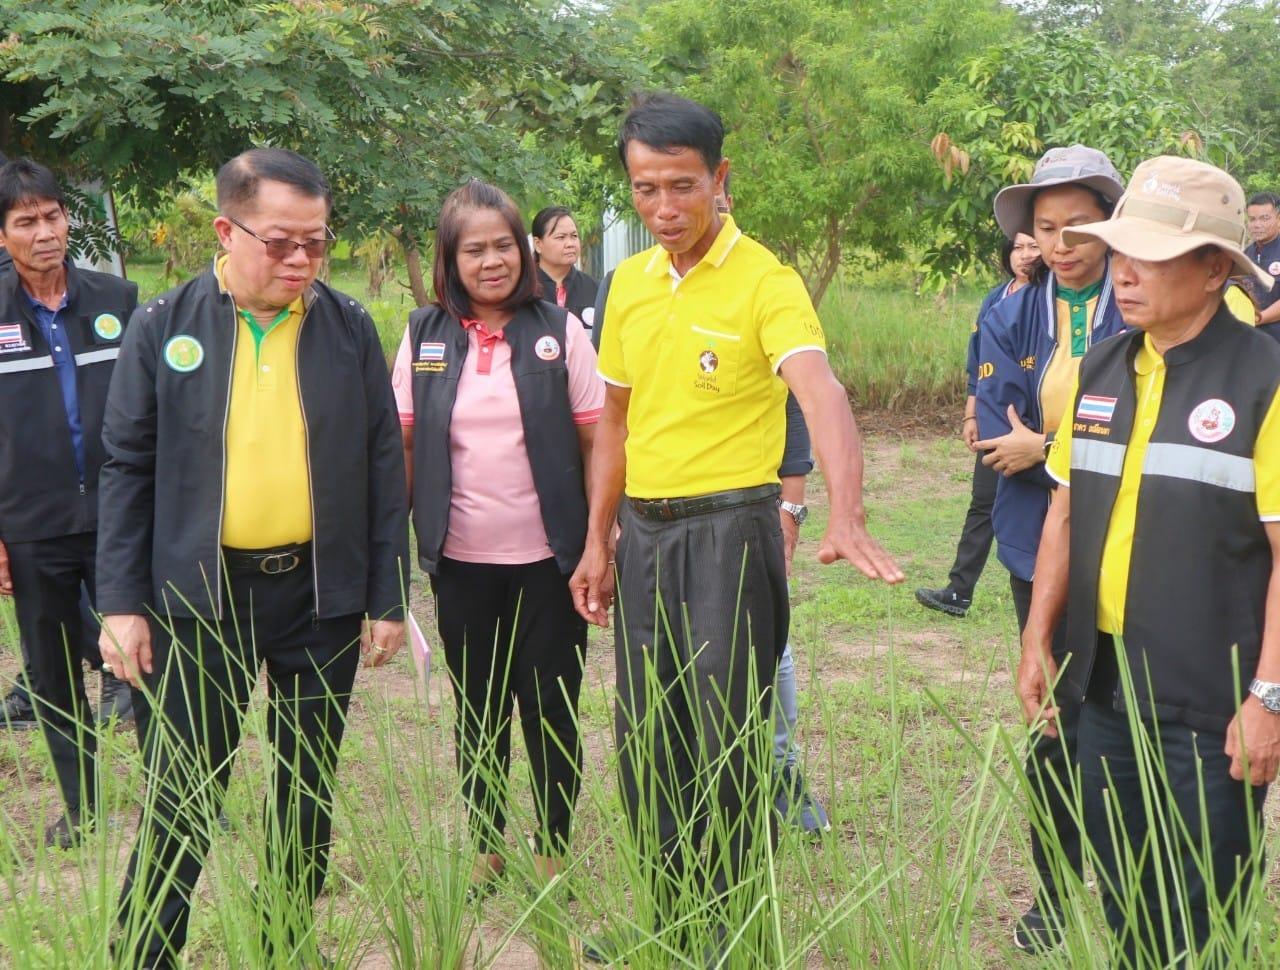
[1,685,37,730]
[914,586,972,617]
[44,811,90,849]
[96,671,135,724]
[774,765,832,835]
[1013,905,1065,954]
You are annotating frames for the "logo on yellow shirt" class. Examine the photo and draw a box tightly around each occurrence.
[699,349,719,373]
[163,335,204,373]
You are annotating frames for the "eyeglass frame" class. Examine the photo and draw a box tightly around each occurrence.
[226,215,336,260]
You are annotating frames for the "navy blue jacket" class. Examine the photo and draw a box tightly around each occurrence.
[976,271,1126,580]
[966,280,1014,396]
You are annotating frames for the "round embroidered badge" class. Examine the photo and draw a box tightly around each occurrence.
[1269,261,1280,276]
[93,313,123,340]
[535,336,561,361]
[1188,398,1235,444]
[163,335,204,373]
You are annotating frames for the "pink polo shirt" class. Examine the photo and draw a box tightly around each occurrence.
[393,312,603,565]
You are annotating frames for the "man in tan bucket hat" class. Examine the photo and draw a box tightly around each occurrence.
[1017,155,1280,965]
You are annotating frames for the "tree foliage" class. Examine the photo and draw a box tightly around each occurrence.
[0,0,641,302]
[635,0,1010,305]
[921,28,1232,286]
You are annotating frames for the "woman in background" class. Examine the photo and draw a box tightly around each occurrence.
[532,206,599,327]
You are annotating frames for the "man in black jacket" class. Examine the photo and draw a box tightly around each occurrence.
[97,148,409,968]
[0,158,138,845]
[1020,156,1280,965]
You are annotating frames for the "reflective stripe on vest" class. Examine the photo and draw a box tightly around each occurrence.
[1071,438,1126,477]
[1143,442,1255,493]
[0,355,54,374]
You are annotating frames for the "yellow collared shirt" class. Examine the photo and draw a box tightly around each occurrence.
[215,256,312,548]
[597,215,825,498]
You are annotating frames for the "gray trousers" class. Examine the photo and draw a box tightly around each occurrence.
[614,493,789,914]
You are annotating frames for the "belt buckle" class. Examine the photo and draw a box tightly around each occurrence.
[659,499,674,521]
[259,552,300,575]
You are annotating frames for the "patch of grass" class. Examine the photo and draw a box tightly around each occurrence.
[820,280,982,413]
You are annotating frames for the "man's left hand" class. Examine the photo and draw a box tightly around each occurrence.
[976,405,1047,477]
[818,514,904,583]
[1225,696,1280,785]
[362,618,405,668]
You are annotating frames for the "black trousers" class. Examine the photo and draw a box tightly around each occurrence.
[614,496,789,920]
[117,562,361,968]
[7,532,100,815]
[431,556,586,856]
[1079,694,1266,968]
[1010,574,1082,913]
[947,454,997,600]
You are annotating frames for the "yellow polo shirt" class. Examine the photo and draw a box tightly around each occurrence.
[215,257,312,548]
[1225,284,1257,325]
[597,215,825,498]
[1047,334,1280,634]
[1040,293,1099,436]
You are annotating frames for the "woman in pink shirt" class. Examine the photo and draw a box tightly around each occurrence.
[392,180,603,896]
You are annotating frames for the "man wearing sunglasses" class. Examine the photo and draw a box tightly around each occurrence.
[96,147,409,968]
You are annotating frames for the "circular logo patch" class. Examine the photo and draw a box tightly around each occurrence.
[93,313,122,341]
[699,350,719,373]
[1188,398,1235,444]
[163,335,204,373]
[1268,261,1280,277]
[535,336,561,361]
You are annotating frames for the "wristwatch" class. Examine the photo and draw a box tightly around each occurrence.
[779,500,808,526]
[1249,678,1280,714]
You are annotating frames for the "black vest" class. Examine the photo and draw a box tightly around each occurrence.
[1064,308,1280,731]
[0,263,137,542]
[407,300,588,575]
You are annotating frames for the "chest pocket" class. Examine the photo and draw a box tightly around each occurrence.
[682,323,742,398]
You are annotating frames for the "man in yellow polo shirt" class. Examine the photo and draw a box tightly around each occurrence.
[570,93,902,962]
[1018,156,1280,966]
[96,148,409,968]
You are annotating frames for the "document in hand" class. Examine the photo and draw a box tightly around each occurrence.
[408,611,431,689]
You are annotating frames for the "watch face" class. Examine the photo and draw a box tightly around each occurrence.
[1265,686,1280,713]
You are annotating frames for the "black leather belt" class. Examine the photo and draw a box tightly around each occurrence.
[629,484,781,522]
[222,543,309,576]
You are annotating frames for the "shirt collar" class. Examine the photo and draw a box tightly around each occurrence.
[213,254,311,314]
[1134,333,1163,376]
[645,214,744,278]
[23,287,68,315]
[462,317,506,341]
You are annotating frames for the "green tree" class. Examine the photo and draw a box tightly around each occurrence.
[635,0,1011,305]
[0,0,638,303]
[922,28,1233,286]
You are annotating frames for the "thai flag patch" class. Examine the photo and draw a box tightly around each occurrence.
[419,342,446,362]
[0,322,27,353]
[1076,394,1117,423]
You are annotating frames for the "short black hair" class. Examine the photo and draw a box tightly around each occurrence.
[1248,191,1280,210]
[215,147,332,218]
[531,206,575,241]
[0,158,66,228]
[433,179,541,318]
[617,92,724,175]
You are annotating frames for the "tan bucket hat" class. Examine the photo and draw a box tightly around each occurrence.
[993,145,1126,239]
[1062,156,1272,290]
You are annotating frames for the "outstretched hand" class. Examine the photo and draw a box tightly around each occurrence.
[818,515,904,583]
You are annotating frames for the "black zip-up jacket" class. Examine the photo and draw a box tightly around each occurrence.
[0,262,136,542]
[536,265,599,324]
[96,265,409,622]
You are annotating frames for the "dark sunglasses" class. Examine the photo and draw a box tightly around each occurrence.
[228,215,335,260]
